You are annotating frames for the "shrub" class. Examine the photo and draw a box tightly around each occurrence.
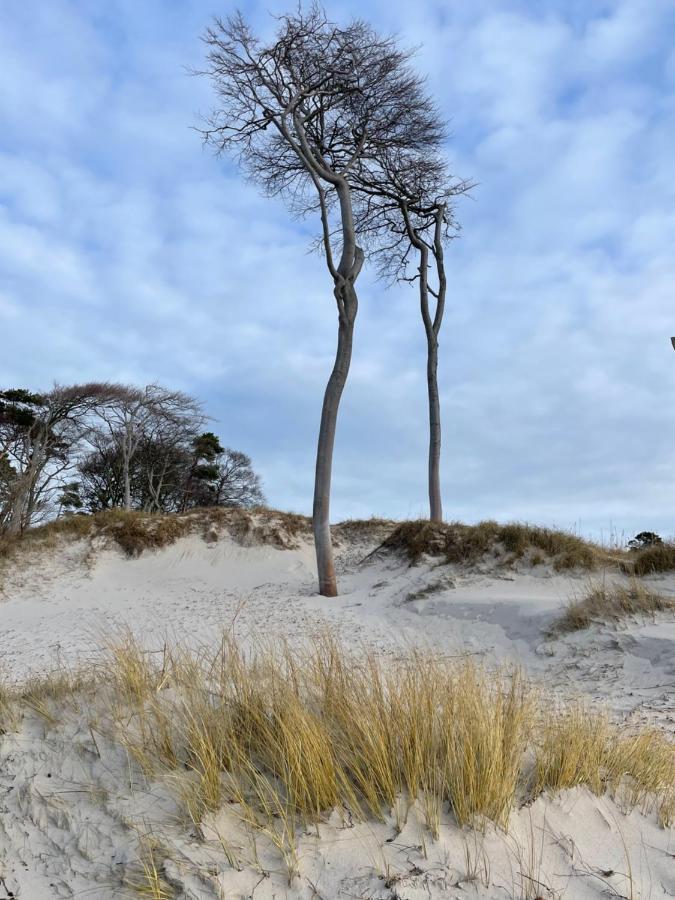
[379,520,611,572]
[551,580,675,634]
[629,542,675,576]
[628,531,663,549]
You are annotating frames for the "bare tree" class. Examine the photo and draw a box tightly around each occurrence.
[74,429,264,514]
[335,89,454,520]
[352,151,472,521]
[204,448,264,508]
[0,384,123,534]
[92,384,205,511]
[199,5,445,594]
[76,434,126,511]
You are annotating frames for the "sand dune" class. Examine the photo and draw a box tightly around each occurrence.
[1,517,674,898]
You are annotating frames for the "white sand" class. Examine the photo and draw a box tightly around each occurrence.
[1,525,674,898]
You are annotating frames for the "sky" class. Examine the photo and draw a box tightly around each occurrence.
[1,0,674,540]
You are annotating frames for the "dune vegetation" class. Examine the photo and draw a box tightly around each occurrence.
[2,634,673,890]
[378,519,627,571]
[0,508,314,591]
[627,541,675,576]
[3,508,651,572]
[552,579,675,634]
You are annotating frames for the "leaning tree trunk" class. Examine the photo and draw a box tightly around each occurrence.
[123,468,132,511]
[402,205,447,525]
[6,448,43,535]
[313,283,357,597]
[6,480,30,535]
[426,335,442,522]
[121,444,132,512]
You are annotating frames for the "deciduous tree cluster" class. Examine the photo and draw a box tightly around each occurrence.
[0,384,263,534]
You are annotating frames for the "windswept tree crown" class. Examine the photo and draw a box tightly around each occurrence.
[200,5,445,210]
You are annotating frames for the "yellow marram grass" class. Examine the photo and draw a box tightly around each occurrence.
[102,634,534,835]
[552,578,675,634]
[0,675,18,734]
[535,707,675,826]
[126,836,174,899]
[3,632,673,883]
[98,633,675,841]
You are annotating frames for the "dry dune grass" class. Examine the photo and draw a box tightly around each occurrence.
[118,636,675,832]
[380,519,622,572]
[125,836,175,899]
[0,508,634,567]
[0,676,19,734]
[2,634,674,885]
[628,541,675,576]
[0,508,95,562]
[551,579,675,634]
[0,508,315,586]
[0,665,91,731]
[0,507,398,575]
[333,516,398,543]
[91,636,675,843]
[535,706,675,825]
[7,509,674,586]
[0,509,190,570]
[203,506,311,549]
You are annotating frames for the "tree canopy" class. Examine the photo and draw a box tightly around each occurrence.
[0,383,264,533]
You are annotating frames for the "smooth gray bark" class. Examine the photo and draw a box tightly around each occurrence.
[313,286,357,596]
[122,444,132,512]
[426,212,446,523]
[6,481,29,534]
[426,336,442,522]
[6,442,45,534]
[310,174,363,597]
[403,204,447,524]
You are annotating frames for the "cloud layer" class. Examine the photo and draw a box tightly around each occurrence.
[1,0,674,538]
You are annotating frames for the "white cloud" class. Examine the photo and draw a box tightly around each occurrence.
[0,0,673,535]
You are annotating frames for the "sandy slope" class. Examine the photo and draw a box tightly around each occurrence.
[1,525,674,898]
[2,528,674,727]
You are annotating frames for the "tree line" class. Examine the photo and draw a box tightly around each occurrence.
[199,4,471,595]
[0,383,263,535]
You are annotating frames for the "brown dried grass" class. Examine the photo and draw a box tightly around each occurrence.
[551,579,675,634]
[379,519,621,572]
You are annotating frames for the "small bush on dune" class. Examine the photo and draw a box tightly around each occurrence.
[628,542,675,577]
[379,519,612,572]
[552,580,675,634]
[628,531,663,549]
